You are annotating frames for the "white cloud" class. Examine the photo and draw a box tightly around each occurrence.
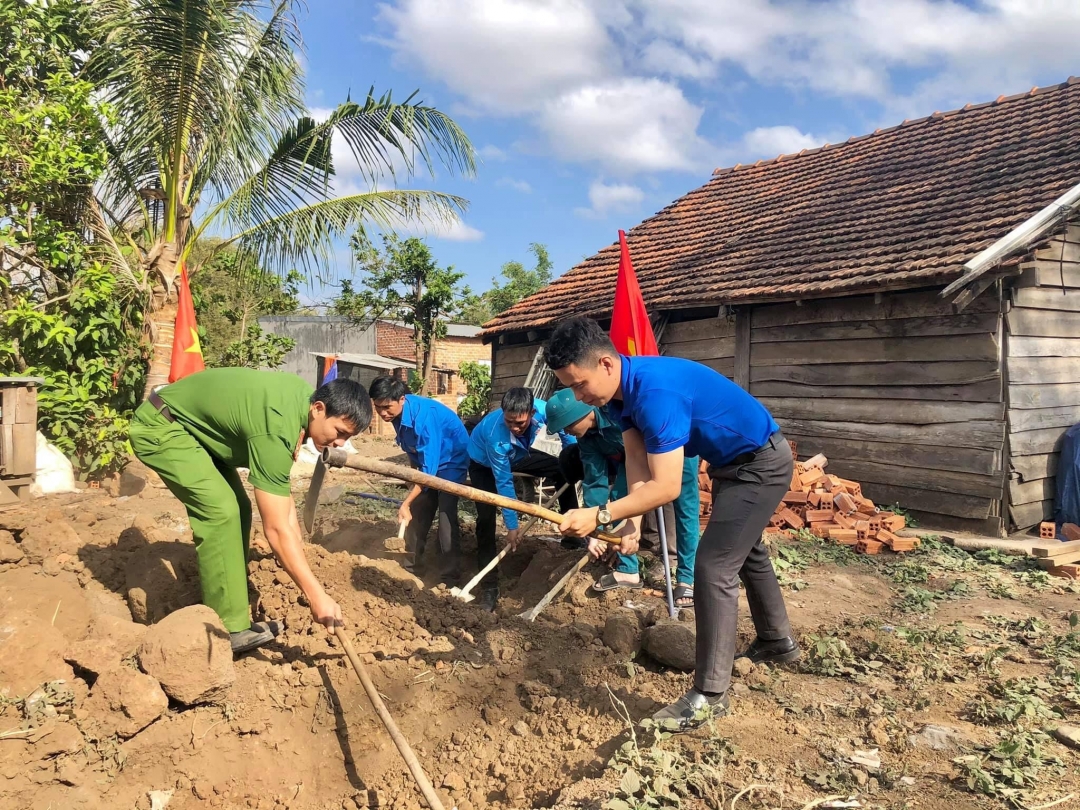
[412,219,486,242]
[496,176,532,193]
[540,78,710,174]
[477,144,508,161]
[376,0,1080,176]
[740,126,827,160]
[377,0,619,114]
[574,180,645,219]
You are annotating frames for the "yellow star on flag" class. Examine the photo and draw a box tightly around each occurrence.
[184,327,203,356]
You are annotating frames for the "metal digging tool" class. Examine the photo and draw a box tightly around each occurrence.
[302,457,328,535]
[450,484,569,603]
[518,553,592,622]
[320,449,623,546]
[334,625,445,810]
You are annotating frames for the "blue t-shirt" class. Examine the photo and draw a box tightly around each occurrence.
[467,399,574,529]
[392,395,469,484]
[607,355,779,468]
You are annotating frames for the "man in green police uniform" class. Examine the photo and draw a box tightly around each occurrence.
[129,368,372,653]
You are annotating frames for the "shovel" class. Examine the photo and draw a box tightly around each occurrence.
[450,484,569,603]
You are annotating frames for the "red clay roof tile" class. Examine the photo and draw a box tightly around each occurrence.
[481,77,1080,337]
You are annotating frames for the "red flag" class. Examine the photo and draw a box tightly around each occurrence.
[609,230,658,357]
[169,265,205,382]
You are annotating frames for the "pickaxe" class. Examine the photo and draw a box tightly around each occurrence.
[449,484,569,603]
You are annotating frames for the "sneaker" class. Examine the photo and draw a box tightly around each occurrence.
[736,636,801,665]
[230,625,275,654]
[476,586,499,613]
[649,688,729,732]
[251,619,283,637]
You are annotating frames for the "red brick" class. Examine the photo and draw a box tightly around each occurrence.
[1061,523,1080,542]
[828,528,859,544]
[855,520,870,541]
[803,453,828,470]
[855,539,883,555]
[883,514,906,532]
[1049,564,1080,579]
[1039,522,1057,539]
[783,491,809,505]
[777,508,804,530]
[799,468,827,488]
[806,509,836,524]
[833,513,855,529]
[833,492,857,514]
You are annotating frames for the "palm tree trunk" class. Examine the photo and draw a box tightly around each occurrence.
[142,301,177,399]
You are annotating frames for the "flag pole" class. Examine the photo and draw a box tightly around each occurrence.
[655,508,677,619]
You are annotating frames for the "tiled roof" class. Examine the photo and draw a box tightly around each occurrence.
[482,78,1080,336]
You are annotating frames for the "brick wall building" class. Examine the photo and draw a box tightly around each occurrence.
[375,321,489,400]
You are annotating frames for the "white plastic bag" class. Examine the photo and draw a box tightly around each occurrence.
[30,431,77,496]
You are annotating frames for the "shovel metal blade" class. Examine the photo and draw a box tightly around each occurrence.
[302,457,328,535]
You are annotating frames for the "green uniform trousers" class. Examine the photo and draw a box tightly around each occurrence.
[128,401,252,632]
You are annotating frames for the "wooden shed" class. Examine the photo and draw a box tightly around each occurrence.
[480,78,1080,536]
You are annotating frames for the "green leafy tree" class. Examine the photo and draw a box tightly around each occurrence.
[456,360,491,418]
[332,233,463,394]
[188,240,300,368]
[458,242,552,325]
[84,0,476,397]
[0,0,147,478]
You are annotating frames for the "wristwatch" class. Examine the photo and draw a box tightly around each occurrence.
[597,504,613,526]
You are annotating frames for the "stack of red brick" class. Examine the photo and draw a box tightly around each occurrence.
[769,451,918,555]
[1036,522,1080,579]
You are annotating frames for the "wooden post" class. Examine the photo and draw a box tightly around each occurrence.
[734,307,751,390]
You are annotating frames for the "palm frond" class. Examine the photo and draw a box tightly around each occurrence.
[215,190,468,281]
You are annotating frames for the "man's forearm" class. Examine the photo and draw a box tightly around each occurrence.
[265,524,325,601]
[609,481,675,522]
[402,483,423,506]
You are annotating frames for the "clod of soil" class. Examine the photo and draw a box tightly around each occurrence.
[137,604,235,705]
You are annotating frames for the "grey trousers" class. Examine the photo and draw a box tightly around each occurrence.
[695,433,794,694]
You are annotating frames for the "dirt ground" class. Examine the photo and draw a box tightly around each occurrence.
[2,435,1079,810]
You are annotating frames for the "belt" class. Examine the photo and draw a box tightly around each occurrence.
[729,430,784,467]
[148,390,177,423]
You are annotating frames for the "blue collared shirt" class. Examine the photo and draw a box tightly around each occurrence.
[392,395,469,484]
[608,355,779,468]
[467,399,574,529]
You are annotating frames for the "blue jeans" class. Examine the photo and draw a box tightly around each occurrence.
[614,455,700,585]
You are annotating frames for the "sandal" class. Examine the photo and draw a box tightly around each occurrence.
[673,584,694,609]
[591,572,643,593]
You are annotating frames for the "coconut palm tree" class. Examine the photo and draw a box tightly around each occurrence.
[85,0,475,395]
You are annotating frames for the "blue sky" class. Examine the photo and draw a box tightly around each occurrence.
[297,0,1080,304]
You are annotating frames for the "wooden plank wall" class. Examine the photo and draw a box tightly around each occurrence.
[489,341,543,407]
[660,315,736,376]
[1005,223,1080,530]
[749,289,1008,534]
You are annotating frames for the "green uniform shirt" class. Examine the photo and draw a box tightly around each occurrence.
[158,368,313,496]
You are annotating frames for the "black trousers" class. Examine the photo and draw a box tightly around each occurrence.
[469,451,579,587]
[695,432,794,694]
[407,487,461,579]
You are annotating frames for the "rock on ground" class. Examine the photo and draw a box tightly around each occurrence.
[0,530,23,564]
[82,666,168,739]
[19,521,84,563]
[0,568,91,644]
[603,609,642,655]
[0,609,74,700]
[137,604,235,705]
[124,539,200,624]
[642,621,696,671]
[907,723,974,752]
[1052,724,1080,750]
[64,614,148,677]
[31,721,86,758]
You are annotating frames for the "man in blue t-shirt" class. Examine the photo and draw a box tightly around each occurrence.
[545,317,798,731]
[370,377,470,584]
[467,386,579,611]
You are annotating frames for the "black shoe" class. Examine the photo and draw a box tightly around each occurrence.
[476,586,499,613]
[230,625,275,654]
[649,688,729,731]
[251,619,283,637]
[736,636,801,665]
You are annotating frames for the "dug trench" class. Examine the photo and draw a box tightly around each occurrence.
[1,438,1079,810]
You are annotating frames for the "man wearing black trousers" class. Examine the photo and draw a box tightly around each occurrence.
[467,387,579,611]
[545,317,799,731]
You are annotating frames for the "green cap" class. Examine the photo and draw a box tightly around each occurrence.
[544,388,593,434]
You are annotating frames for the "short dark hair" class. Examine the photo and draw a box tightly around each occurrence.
[312,378,372,431]
[501,386,534,416]
[544,317,616,370]
[368,376,408,402]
